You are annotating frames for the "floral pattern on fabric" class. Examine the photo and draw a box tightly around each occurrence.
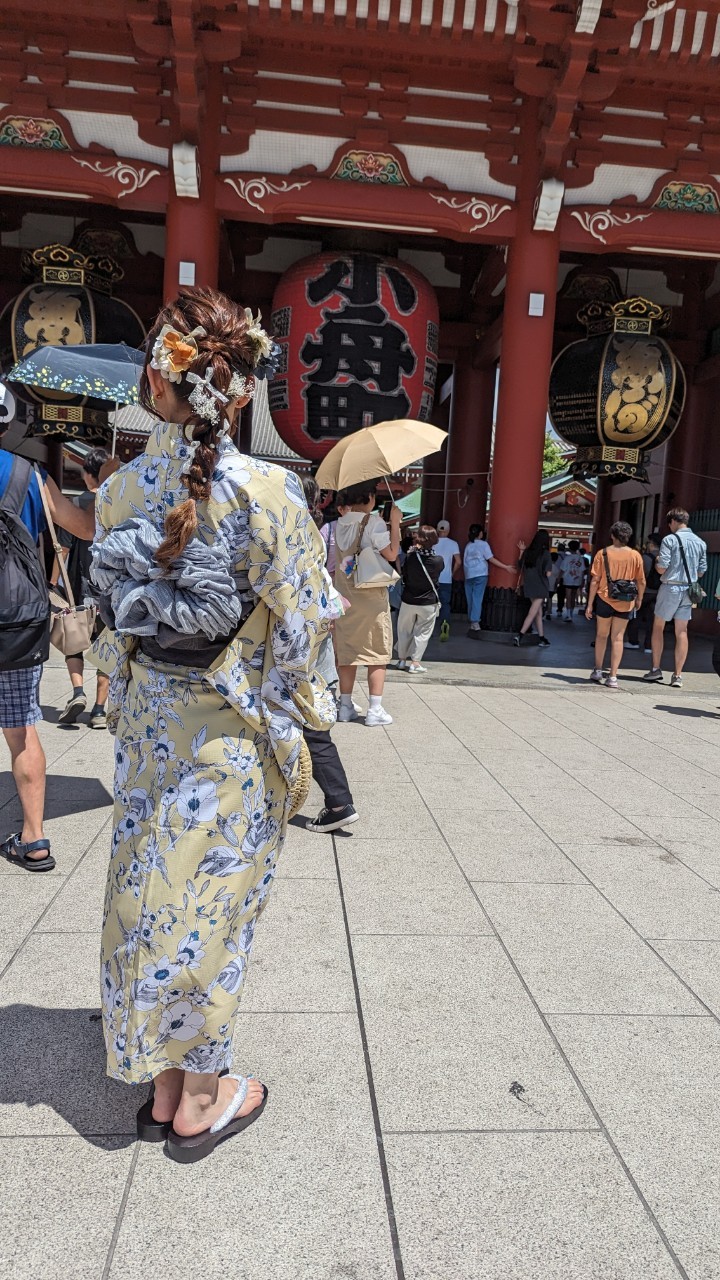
[90,420,334,1082]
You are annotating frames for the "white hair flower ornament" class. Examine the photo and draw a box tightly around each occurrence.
[150,324,206,383]
[243,308,281,381]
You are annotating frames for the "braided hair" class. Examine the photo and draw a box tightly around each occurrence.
[140,287,258,571]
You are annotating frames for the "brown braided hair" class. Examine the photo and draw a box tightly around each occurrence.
[140,288,257,571]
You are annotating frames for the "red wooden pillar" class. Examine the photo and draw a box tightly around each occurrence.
[163,162,220,300]
[488,226,560,588]
[444,358,495,539]
[420,392,450,527]
[592,477,616,550]
[662,377,707,518]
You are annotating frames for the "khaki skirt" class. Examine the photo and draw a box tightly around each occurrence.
[333,570,392,666]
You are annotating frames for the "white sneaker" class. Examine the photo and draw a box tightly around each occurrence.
[338,702,358,722]
[365,706,393,727]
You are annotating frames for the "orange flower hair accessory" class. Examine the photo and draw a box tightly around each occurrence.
[150,324,206,383]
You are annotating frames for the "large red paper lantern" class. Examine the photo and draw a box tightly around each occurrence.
[269,252,439,460]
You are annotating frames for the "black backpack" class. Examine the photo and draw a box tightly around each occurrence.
[0,456,50,670]
[646,554,661,594]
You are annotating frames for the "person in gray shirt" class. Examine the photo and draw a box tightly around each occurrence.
[644,507,707,688]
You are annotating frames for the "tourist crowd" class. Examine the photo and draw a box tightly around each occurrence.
[0,285,711,1170]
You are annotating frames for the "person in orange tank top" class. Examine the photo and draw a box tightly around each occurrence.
[586,521,645,690]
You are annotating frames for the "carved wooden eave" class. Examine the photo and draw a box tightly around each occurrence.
[217,171,517,242]
[0,142,168,211]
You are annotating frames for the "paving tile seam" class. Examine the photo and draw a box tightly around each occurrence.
[545,1012,711,1018]
[0,814,113,987]
[348,930,496,937]
[423,690,720,1028]
[642,936,720,943]
[455,685,720,898]
[332,838,406,1280]
[101,1140,141,1280]
[383,1126,604,1136]
[390,699,696,1280]
[0,1132,136,1140]
[510,686,720,813]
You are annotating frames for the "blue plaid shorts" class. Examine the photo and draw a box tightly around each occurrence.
[0,664,43,729]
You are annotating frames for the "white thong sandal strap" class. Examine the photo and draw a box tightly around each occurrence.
[209,1074,248,1134]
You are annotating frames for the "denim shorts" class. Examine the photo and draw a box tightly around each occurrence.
[654,584,692,623]
[0,664,43,728]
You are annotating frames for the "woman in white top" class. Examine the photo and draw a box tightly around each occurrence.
[463,524,514,631]
[334,481,401,726]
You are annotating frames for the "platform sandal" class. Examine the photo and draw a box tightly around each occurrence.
[165,1074,268,1164]
[137,1067,229,1142]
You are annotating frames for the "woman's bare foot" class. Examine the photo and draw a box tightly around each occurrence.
[151,1068,184,1123]
[172,1075,266,1137]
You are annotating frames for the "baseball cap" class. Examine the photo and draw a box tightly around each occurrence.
[437,519,450,533]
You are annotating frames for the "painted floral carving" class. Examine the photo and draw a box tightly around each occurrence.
[0,115,70,150]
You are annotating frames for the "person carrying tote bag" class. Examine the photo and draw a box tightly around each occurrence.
[333,481,401,727]
[35,467,97,657]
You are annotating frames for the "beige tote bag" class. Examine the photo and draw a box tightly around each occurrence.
[35,467,97,656]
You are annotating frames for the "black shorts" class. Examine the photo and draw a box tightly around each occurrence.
[595,597,631,620]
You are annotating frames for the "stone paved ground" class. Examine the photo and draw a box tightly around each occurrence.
[2,629,720,1280]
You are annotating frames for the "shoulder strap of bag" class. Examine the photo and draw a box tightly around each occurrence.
[675,533,693,586]
[602,546,614,588]
[0,454,33,516]
[414,549,440,603]
[34,466,77,609]
[352,513,372,558]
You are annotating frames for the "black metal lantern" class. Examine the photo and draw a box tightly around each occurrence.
[0,243,145,444]
[548,297,686,482]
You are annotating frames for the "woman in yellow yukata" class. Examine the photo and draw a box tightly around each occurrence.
[90,288,335,1163]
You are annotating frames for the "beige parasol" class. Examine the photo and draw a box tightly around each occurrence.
[315,419,447,492]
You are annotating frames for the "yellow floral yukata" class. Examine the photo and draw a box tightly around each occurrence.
[91,421,334,1084]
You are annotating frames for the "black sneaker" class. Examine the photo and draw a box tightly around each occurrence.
[538,637,551,647]
[59,690,87,724]
[643,668,664,683]
[513,634,522,647]
[89,706,108,730]
[306,805,359,834]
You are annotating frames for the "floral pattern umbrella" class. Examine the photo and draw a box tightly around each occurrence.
[7,341,144,405]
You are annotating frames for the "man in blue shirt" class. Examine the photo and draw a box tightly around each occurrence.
[0,434,95,871]
[644,507,707,689]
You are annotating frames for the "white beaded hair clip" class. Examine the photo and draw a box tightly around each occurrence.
[186,368,229,425]
[228,371,256,401]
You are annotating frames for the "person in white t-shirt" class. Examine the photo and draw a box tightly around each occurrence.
[560,539,587,621]
[463,524,515,632]
[435,519,461,641]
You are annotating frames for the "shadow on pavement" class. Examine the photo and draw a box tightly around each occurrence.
[0,1006,137,1147]
[654,703,720,719]
[44,775,113,817]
